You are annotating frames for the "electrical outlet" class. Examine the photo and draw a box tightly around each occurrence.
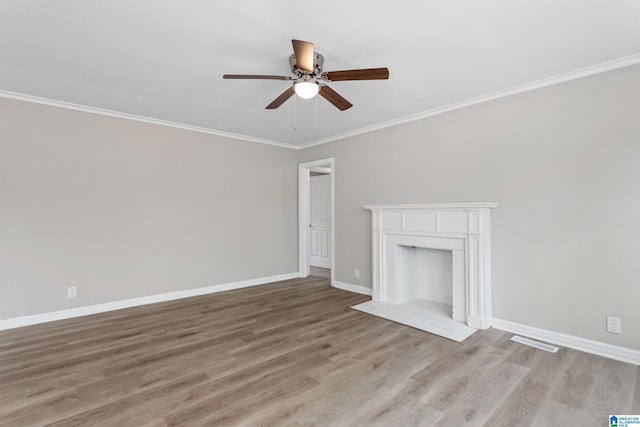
[67,286,78,299]
[606,316,621,334]
[354,268,360,279]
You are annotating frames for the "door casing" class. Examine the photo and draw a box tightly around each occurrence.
[298,157,335,283]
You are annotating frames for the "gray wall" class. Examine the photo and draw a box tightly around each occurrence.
[2,64,639,352]
[299,64,640,350]
[0,98,299,319]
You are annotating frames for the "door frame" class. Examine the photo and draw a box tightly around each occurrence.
[299,157,335,283]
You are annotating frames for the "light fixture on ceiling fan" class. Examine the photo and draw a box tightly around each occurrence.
[294,75,319,99]
[223,39,389,110]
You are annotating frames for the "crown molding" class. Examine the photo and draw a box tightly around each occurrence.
[3,53,640,151]
[0,90,299,150]
[297,53,640,149]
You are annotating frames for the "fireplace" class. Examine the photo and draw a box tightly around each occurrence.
[354,203,497,341]
[397,246,456,316]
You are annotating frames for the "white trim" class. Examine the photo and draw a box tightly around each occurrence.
[309,166,332,174]
[363,202,498,210]
[492,318,640,366]
[3,54,640,151]
[332,280,373,296]
[0,272,298,332]
[298,158,335,283]
[0,90,298,150]
[297,53,640,149]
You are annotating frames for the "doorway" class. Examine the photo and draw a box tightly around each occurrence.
[310,172,330,269]
[298,158,335,283]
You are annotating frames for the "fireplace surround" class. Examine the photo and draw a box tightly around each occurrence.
[364,203,497,330]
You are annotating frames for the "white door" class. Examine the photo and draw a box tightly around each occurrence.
[310,174,331,268]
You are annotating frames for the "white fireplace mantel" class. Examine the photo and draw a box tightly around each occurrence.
[364,202,497,329]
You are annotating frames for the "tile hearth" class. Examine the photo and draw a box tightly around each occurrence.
[351,299,477,342]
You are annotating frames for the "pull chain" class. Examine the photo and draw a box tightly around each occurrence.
[293,93,297,131]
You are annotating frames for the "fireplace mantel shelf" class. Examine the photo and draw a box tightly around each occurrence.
[364,202,498,211]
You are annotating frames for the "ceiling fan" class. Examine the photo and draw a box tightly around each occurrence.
[223,39,389,111]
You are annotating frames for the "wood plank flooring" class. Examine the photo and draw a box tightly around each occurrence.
[0,273,638,426]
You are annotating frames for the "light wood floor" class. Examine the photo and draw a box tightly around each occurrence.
[1,274,638,426]
[309,266,331,278]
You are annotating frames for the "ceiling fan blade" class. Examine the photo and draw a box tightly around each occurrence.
[265,87,295,109]
[292,39,314,72]
[223,74,293,80]
[318,85,353,111]
[321,68,389,82]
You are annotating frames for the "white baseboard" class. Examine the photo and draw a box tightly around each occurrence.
[492,318,640,366]
[332,280,373,296]
[0,272,299,331]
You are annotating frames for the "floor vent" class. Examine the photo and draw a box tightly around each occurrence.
[511,335,559,353]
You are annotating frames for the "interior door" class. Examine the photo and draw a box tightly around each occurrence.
[310,174,331,268]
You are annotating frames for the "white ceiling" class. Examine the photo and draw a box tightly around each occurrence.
[1,1,640,148]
